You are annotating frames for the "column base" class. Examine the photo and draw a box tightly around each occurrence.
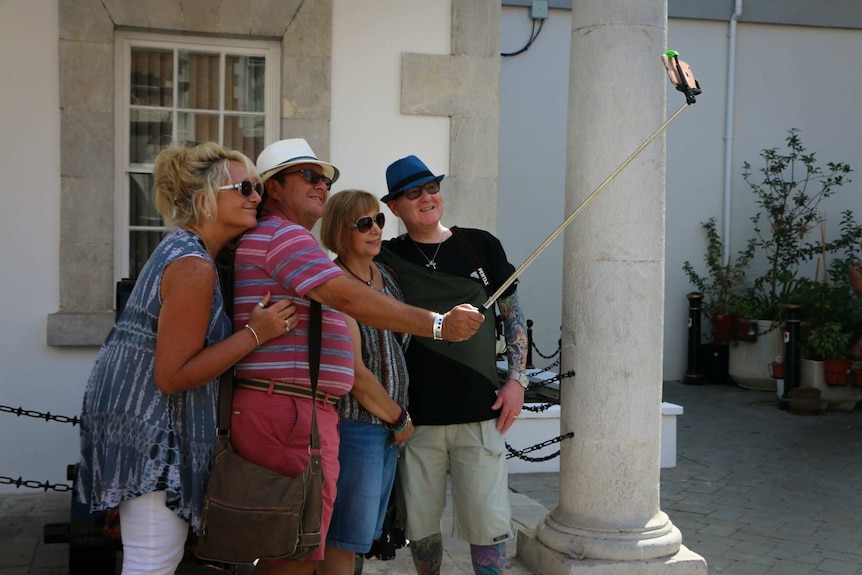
[536,510,683,561]
[517,529,707,575]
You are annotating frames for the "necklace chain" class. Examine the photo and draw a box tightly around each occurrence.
[410,232,443,269]
[337,259,374,287]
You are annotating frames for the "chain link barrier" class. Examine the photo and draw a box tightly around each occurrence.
[506,432,574,462]
[2,342,576,478]
[0,475,72,492]
[530,338,561,360]
[0,404,80,426]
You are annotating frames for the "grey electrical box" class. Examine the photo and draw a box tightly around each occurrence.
[531,0,549,19]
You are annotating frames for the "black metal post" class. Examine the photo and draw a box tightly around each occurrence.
[780,304,802,410]
[526,319,534,369]
[683,292,705,384]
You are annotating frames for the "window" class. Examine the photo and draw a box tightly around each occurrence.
[116,32,280,280]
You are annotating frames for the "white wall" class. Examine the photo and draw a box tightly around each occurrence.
[2,0,860,489]
[331,0,451,240]
[499,7,571,363]
[667,21,862,380]
[498,11,862,382]
[664,20,735,379]
[0,0,97,492]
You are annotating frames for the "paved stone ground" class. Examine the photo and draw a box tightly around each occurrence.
[510,381,862,574]
[4,380,862,574]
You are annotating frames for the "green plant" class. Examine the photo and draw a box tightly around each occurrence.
[682,218,755,319]
[735,129,855,320]
[802,321,852,361]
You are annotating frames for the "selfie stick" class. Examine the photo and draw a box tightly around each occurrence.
[482,51,700,310]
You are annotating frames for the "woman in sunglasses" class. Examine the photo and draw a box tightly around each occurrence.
[77,142,296,575]
[317,190,414,575]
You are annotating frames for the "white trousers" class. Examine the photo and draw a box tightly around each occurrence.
[119,490,188,575]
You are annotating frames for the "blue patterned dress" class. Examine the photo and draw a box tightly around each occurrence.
[76,228,230,533]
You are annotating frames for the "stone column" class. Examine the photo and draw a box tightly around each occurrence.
[517,0,706,572]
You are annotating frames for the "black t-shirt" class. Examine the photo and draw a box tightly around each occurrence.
[383,227,516,425]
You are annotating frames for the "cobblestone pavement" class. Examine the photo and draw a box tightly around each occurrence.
[4,381,862,574]
[510,381,862,575]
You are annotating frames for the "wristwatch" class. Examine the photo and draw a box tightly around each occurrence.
[511,372,530,390]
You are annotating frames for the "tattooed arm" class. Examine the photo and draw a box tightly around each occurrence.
[498,289,528,378]
[490,289,528,433]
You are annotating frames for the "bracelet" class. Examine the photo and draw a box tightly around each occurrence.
[393,413,411,433]
[244,324,260,347]
[385,407,408,430]
[432,313,445,340]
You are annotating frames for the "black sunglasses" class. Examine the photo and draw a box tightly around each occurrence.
[402,180,440,201]
[352,212,386,233]
[282,168,333,190]
[218,180,262,198]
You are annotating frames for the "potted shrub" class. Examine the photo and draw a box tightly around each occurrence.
[724,129,857,389]
[741,128,852,317]
[803,322,853,386]
[682,218,755,342]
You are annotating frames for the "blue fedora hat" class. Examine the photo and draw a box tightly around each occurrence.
[382,155,445,203]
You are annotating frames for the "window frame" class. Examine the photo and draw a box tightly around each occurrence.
[113,31,281,283]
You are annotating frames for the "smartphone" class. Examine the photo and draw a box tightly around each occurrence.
[662,53,697,90]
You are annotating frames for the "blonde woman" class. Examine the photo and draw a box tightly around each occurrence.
[77,142,296,575]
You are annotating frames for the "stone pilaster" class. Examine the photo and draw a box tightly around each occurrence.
[399,0,500,232]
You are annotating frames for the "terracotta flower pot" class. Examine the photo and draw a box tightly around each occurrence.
[711,315,738,342]
[769,361,785,379]
[735,320,759,342]
[824,358,853,386]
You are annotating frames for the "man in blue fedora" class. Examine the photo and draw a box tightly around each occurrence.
[378,155,528,575]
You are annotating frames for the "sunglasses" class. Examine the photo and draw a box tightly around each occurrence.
[282,168,333,190]
[218,180,262,198]
[402,180,440,201]
[352,212,386,233]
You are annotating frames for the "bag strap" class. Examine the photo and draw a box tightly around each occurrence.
[308,300,322,451]
[450,227,494,298]
[216,299,323,453]
[450,227,507,342]
[215,242,237,438]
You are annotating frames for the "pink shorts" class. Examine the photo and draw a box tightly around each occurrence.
[229,387,341,561]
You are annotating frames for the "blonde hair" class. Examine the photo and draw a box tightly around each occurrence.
[152,142,257,228]
[321,189,380,256]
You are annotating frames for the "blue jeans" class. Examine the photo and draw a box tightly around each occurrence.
[326,418,399,553]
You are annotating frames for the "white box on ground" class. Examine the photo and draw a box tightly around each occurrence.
[660,401,683,469]
[505,403,562,474]
[506,401,683,473]
[498,362,684,473]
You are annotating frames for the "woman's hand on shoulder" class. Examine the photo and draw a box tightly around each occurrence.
[246,291,298,345]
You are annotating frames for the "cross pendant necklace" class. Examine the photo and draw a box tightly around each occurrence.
[411,232,443,269]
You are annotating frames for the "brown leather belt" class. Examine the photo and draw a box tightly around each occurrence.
[235,378,340,405]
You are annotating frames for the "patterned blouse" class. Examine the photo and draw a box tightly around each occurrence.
[336,263,410,424]
[76,228,230,533]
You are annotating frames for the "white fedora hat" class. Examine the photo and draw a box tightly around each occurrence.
[256,138,340,185]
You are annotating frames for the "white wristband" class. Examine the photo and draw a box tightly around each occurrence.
[432,313,445,341]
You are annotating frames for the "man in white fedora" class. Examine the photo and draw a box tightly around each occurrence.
[229,139,486,575]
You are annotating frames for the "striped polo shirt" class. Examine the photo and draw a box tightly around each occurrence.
[233,215,354,397]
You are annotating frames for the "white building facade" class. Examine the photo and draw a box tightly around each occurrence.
[1,0,861,499]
